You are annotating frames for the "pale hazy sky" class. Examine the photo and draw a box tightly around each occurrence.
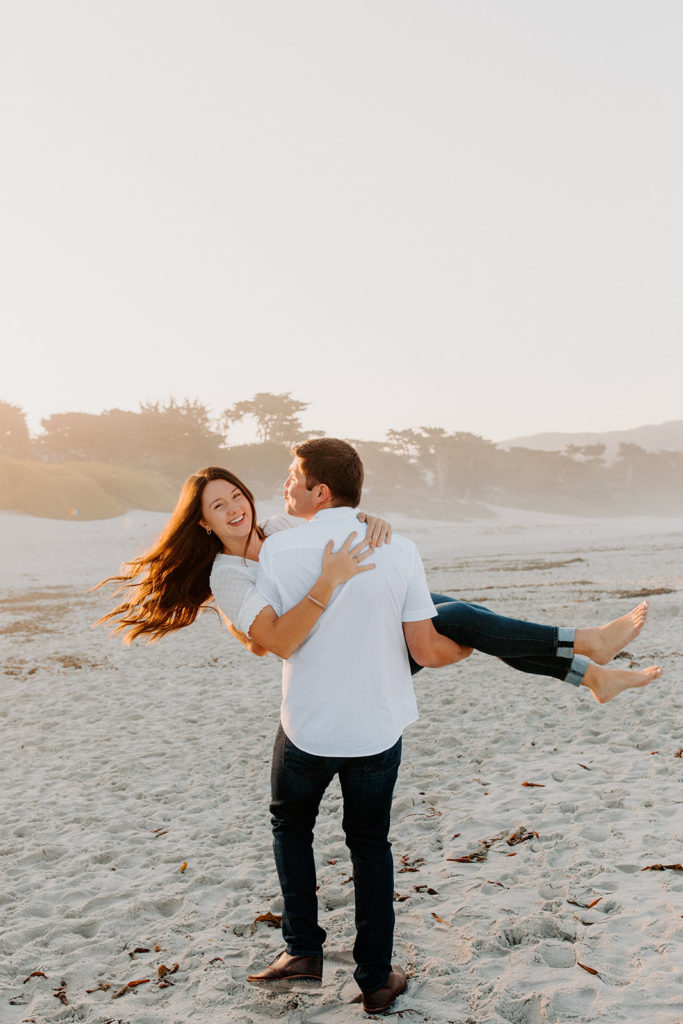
[3,1,682,443]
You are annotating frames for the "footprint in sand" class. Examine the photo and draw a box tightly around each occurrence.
[69,918,100,939]
[496,991,546,1024]
[580,824,610,843]
[22,899,54,919]
[540,940,577,968]
[538,882,565,901]
[499,915,575,949]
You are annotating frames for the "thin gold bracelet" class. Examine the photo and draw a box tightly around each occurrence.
[306,593,327,610]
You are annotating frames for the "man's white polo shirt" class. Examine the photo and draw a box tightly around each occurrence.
[254,506,437,757]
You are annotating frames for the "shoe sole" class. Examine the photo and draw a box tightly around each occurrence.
[247,976,322,987]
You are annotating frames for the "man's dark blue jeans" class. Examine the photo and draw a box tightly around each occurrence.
[270,723,402,994]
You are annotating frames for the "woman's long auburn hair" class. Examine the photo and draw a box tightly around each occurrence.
[96,466,265,644]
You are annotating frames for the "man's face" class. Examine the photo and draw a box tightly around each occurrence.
[283,456,319,519]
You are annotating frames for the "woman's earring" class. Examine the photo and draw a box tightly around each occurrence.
[206,529,212,535]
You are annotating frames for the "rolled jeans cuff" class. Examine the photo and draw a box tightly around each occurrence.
[565,654,590,687]
[556,627,575,659]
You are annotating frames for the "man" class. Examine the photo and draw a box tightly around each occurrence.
[246,438,471,1014]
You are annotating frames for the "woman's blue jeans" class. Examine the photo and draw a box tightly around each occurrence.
[270,724,401,994]
[415,594,580,682]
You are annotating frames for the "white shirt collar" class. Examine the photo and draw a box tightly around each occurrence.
[311,506,357,523]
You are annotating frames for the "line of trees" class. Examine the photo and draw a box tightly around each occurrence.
[2,395,682,515]
[0,394,313,480]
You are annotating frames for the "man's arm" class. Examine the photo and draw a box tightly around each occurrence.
[250,533,375,660]
[248,580,335,660]
[403,619,473,668]
[400,541,471,667]
[217,608,269,657]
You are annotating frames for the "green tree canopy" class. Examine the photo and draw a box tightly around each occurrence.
[565,443,607,460]
[221,392,317,445]
[385,427,497,498]
[0,401,31,456]
[39,399,225,478]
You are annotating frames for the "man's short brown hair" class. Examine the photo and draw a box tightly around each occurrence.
[292,438,364,508]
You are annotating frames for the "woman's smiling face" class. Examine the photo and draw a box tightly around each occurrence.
[200,479,254,553]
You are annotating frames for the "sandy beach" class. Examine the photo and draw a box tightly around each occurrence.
[1,506,681,1024]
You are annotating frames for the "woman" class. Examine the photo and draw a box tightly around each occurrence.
[98,466,661,703]
[97,466,383,653]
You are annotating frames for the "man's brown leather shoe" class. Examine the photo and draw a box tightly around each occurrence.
[361,966,407,1014]
[246,950,323,983]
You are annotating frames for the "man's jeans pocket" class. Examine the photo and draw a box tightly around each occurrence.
[283,738,329,779]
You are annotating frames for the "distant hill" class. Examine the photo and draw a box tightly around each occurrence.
[496,420,683,460]
[0,456,179,519]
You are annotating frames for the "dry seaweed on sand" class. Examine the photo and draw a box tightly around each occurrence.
[112,978,151,998]
[249,910,282,934]
[578,962,601,978]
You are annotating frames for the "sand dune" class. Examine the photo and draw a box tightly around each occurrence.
[1,506,681,1023]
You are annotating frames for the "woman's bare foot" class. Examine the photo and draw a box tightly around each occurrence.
[582,662,662,704]
[574,602,649,665]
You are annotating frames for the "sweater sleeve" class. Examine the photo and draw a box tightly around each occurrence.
[210,559,271,636]
[261,514,295,536]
